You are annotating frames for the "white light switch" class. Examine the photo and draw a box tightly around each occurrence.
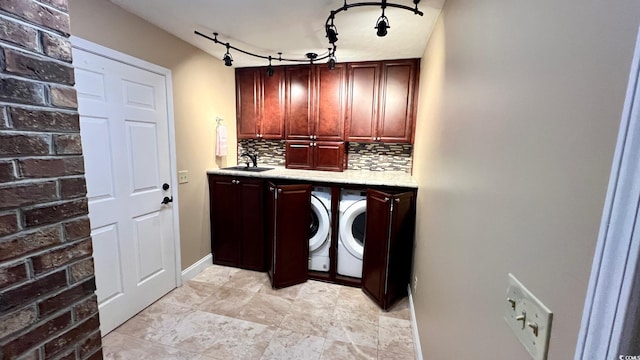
[503,273,553,360]
[178,170,188,184]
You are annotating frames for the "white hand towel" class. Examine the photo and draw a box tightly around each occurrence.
[216,124,227,157]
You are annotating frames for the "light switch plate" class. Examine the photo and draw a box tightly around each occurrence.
[178,170,188,184]
[504,273,553,360]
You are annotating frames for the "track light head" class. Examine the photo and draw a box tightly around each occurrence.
[266,66,274,77]
[326,25,339,44]
[223,43,233,66]
[223,52,233,66]
[328,57,336,70]
[375,15,390,37]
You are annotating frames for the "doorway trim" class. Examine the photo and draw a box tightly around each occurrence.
[70,36,183,287]
[575,26,640,359]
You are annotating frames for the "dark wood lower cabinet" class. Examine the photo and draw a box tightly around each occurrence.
[267,182,311,289]
[208,175,265,271]
[362,189,416,310]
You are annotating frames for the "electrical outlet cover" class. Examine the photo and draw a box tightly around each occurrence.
[503,273,553,360]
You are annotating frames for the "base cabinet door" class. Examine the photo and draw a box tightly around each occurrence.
[267,183,311,289]
[362,189,415,310]
[209,176,239,266]
[209,175,265,271]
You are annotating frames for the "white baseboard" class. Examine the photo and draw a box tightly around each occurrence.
[181,254,213,283]
[408,285,424,360]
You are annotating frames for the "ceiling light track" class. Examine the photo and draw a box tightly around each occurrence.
[194,31,336,67]
[194,0,423,73]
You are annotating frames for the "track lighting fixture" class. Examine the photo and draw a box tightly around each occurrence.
[375,12,390,37]
[194,1,423,70]
[327,48,337,70]
[223,43,233,66]
[266,56,274,77]
[326,14,339,44]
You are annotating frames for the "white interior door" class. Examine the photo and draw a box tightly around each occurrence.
[73,44,178,335]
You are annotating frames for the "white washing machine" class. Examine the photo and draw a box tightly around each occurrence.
[337,189,367,278]
[309,187,332,272]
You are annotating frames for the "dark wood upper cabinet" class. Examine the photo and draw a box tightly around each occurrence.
[267,183,311,289]
[236,68,261,139]
[285,140,344,172]
[345,62,379,142]
[208,175,266,271]
[315,64,346,141]
[378,60,418,143]
[236,67,284,139]
[285,65,313,140]
[362,189,415,310]
[285,64,346,141]
[346,59,418,144]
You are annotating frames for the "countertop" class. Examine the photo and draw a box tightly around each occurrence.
[206,166,417,188]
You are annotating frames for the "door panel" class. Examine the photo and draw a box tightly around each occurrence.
[386,191,415,306]
[239,179,266,270]
[362,189,391,304]
[74,47,177,335]
[236,68,260,138]
[210,177,239,266]
[346,63,379,142]
[379,60,416,143]
[270,184,311,289]
[316,64,345,141]
[285,66,313,140]
[261,69,285,139]
[285,141,313,169]
[315,141,345,172]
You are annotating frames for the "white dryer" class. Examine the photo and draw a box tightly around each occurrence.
[309,187,332,272]
[337,189,367,278]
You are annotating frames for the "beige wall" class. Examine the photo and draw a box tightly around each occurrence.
[68,0,237,270]
[412,1,640,358]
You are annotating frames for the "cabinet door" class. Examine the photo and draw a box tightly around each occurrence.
[385,191,415,308]
[236,68,261,139]
[285,140,313,170]
[238,178,266,270]
[345,62,379,142]
[361,189,391,306]
[314,141,345,172]
[378,60,418,143]
[209,176,239,266]
[285,65,313,140]
[315,64,345,141]
[261,69,285,139]
[269,184,311,289]
[362,189,415,310]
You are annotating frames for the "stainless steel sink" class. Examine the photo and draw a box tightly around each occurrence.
[220,166,274,172]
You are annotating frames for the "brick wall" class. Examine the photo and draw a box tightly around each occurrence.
[0,0,102,359]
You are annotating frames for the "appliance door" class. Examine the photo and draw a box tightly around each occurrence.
[339,200,367,259]
[309,195,331,252]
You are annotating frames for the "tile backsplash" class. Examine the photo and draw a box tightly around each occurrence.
[238,139,286,166]
[347,142,413,172]
[238,140,413,173]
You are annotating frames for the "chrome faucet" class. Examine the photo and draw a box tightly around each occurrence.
[240,152,257,168]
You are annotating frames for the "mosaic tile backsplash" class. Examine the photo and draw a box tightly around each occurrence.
[347,142,413,172]
[238,140,413,173]
[238,139,286,167]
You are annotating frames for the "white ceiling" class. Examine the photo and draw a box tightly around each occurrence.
[109,0,444,68]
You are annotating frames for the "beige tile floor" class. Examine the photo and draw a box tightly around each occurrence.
[102,265,416,359]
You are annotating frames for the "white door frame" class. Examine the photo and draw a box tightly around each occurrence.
[70,36,183,288]
[575,26,640,359]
